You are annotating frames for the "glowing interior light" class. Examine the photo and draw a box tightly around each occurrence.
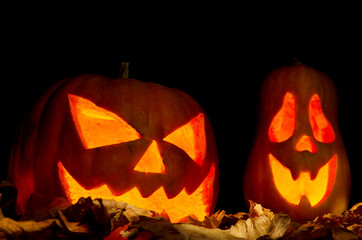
[134,140,165,174]
[295,135,317,153]
[269,154,337,206]
[269,92,296,142]
[309,94,335,143]
[58,161,215,222]
[68,94,142,149]
[163,113,206,166]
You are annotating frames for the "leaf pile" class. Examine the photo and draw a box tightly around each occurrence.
[0,181,155,239]
[121,201,361,239]
[0,181,361,239]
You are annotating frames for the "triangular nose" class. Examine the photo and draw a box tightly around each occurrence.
[295,135,317,153]
[134,140,166,174]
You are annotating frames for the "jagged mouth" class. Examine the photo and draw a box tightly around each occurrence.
[269,153,337,206]
[57,161,215,222]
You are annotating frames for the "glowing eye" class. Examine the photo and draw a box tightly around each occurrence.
[163,113,206,166]
[68,94,141,149]
[268,92,296,142]
[309,94,335,143]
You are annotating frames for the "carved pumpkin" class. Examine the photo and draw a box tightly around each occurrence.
[243,64,351,220]
[8,66,218,222]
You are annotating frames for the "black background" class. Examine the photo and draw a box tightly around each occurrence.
[1,7,361,214]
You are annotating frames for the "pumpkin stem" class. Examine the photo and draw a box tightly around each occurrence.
[120,62,129,78]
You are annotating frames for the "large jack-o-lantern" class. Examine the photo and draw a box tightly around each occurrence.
[8,65,218,222]
[243,64,350,220]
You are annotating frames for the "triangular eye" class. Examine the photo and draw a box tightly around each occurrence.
[163,113,206,166]
[68,94,141,149]
[268,92,296,142]
[309,94,335,143]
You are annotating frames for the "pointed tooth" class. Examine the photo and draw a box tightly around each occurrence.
[310,169,319,181]
[290,168,300,181]
[298,195,312,208]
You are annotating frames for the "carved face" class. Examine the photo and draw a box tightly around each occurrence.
[8,76,218,222]
[243,64,350,220]
[268,92,337,206]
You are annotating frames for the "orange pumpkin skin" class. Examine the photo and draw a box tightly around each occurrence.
[8,75,218,222]
[243,64,350,220]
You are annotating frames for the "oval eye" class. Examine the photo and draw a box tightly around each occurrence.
[268,92,296,142]
[309,94,335,143]
[163,113,206,166]
[68,94,142,149]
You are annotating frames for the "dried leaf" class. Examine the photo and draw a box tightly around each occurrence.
[0,217,57,238]
[269,213,291,239]
[58,210,93,234]
[174,223,244,240]
[331,226,359,240]
[56,197,112,239]
[347,224,362,236]
[287,222,332,239]
[186,210,225,229]
[228,215,271,239]
[96,198,156,233]
[349,202,362,213]
[219,212,249,230]
[121,215,182,240]
[99,198,155,223]
[228,201,291,240]
[248,200,274,219]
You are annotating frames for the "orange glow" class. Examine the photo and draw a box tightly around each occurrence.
[269,154,337,206]
[309,94,335,143]
[295,135,317,153]
[269,92,296,142]
[58,161,215,222]
[134,140,165,174]
[68,94,141,149]
[163,113,206,166]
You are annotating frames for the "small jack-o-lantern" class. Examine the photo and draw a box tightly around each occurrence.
[243,64,350,220]
[8,64,218,222]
